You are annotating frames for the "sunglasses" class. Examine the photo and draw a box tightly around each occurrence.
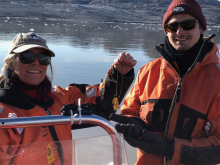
[19,51,51,66]
[165,20,199,33]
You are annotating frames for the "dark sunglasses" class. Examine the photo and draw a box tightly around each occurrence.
[19,51,51,66]
[165,20,199,33]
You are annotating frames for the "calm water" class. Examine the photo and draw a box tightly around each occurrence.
[0,17,220,164]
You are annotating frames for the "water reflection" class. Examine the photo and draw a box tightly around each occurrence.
[0,18,163,57]
[0,17,220,87]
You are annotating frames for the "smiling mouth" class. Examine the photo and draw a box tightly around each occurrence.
[27,70,41,74]
[175,36,189,41]
[175,38,189,41]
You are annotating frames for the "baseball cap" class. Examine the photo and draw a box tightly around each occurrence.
[8,32,55,57]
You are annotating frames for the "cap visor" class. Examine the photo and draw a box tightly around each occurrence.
[12,44,55,57]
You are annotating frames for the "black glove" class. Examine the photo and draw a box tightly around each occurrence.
[60,103,93,116]
[124,129,174,159]
[109,113,148,137]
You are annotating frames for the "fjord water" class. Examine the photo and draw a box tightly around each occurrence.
[0,17,220,164]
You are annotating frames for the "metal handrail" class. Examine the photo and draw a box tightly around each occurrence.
[0,114,122,165]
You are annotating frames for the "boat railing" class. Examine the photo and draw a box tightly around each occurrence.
[0,114,126,165]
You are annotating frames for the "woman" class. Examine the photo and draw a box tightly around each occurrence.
[0,32,136,165]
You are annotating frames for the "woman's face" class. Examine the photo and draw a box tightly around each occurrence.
[12,48,49,85]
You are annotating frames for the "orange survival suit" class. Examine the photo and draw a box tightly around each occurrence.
[121,39,220,165]
[0,67,134,165]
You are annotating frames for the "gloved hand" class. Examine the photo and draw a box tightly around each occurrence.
[124,129,174,159]
[60,103,93,116]
[109,113,148,137]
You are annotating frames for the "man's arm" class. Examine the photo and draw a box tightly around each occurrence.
[70,52,136,129]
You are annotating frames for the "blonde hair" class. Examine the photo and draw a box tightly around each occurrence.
[0,53,53,83]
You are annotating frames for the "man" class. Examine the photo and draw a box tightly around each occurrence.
[110,0,220,165]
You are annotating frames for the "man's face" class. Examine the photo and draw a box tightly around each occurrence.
[166,14,205,52]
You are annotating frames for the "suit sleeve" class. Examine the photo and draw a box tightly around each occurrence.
[68,66,135,121]
[172,91,220,165]
[120,68,142,117]
[96,66,134,118]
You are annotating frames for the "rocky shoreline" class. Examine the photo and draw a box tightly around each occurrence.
[0,1,220,25]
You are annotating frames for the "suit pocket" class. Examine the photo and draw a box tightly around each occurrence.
[140,99,172,132]
[174,104,207,139]
[191,118,206,138]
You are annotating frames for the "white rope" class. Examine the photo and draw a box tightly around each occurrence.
[78,98,82,124]
[70,110,78,125]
